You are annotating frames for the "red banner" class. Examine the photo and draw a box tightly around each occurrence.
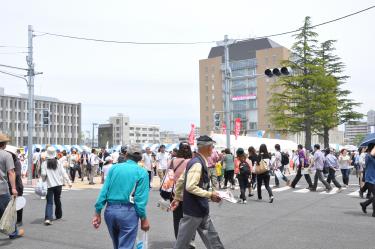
[234,118,241,140]
[188,124,195,145]
[221,123,226,135]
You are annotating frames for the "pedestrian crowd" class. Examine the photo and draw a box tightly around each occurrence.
[1,131,374,249]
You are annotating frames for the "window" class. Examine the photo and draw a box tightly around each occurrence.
[130,133,134,136]
[211,84,215,91]
[116,127,120,131]
[136,127,141,130]
[249,122,257,130]
[125,122,128,126]
[142,134,147,137]
[116,119,120,125]
[142,128,147,131]
[205,86,209,92]
[130,127,134,130]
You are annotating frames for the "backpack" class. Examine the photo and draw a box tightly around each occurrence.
[159,159,185,200]
[281,152,289,166]
[239,161,251,176]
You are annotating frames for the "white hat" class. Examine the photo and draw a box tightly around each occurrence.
[105,156,113,163]
[46,147,57,159]
[5,145,18,155]
[112,152,119,164]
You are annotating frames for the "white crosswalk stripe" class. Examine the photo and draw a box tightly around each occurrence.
[347,189,360,196]
[22,187,82,196]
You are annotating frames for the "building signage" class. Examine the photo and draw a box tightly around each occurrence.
[231,94,256,101]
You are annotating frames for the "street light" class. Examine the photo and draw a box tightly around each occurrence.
[92,123,98,148]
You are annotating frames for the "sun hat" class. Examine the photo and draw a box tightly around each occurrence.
[5,145,18,155]
[46,147,57,159]
[0,133,10,143]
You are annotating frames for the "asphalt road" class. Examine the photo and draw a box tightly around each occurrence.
[1,175,374,249]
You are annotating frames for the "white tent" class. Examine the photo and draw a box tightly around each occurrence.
[211,134,298,153]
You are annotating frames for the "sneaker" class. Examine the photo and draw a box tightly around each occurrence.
[326,188,333,193]
[243,200,247,204]
[44,220,53,226]
[360,202,367,214]
[237,199,243,204]
[269,196,274,203]
[309,188,317,192]
[9,228,24,239]
[337,188,343,193]
[248,193,254,197]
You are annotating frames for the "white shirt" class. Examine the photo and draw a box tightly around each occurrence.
[41,160,71,188]
[89,153,100,165]
[142,153,153,171]
[156,152,169,170]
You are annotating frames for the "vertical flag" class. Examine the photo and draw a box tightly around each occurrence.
[221,123,226,135]
[188,124,195,145]
[234,118,241,140]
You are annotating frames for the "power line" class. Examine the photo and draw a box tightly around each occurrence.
[0,45,29,49]
[0,64,29,71]
[0,52,28,54]
[34,5,375,45]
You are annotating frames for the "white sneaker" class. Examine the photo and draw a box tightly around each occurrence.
[243,200,247,204]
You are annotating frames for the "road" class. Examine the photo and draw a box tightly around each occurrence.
[1,175,374,249]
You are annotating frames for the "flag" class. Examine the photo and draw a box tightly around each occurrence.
[221,123,226,135]
[188,124,195,145]
[234,118,241,140]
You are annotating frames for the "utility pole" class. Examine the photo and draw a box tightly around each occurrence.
[92,123,98,148]
[217,35,235,150]
[26,25,35,185]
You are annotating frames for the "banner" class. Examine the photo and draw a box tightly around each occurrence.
[234,118,241,140]
[221,123,226,135]
[188,124,195,145]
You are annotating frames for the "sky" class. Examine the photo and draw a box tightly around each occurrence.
[0,0,374,134]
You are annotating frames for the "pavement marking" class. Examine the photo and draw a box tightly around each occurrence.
[320,187,343,195]
[273,186,292,192]
[348,189,360,196]
[294,187,323,193]
[23,187,82,196]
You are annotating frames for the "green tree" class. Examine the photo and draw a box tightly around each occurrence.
[269,16,321,150]
[315,40,363,148]
[353,133,366,146]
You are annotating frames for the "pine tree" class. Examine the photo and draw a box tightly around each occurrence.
[315,40,363,148]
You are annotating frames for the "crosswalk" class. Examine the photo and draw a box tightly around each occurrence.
[22,187,82,196]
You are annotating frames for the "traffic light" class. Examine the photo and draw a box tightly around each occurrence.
[213,112,220,130]
[264,67,292,77]
[42,109,49,126]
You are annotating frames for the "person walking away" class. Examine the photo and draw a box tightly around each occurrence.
[80,150,90,182]
[69,149,80,183]
[248,146,258,193]
[156,145,169,186]
[207,149,220,190]
[88,149,100,185]
[338,149,351,187]
[222,148,235,189]
[256,144,274,203]
[32,148,41,178]
[41,147,72,225]
[5,145,24,226]
[142,147,154,188]
[101,157,113,184]
[290,145,314,190]
[359,143,375,217]
[273,144,290,187]
[93,144,150,249]
[325,148,342,190]
[236,148,252,204]
[171,135,224,249]
[59,150,69,176]
[117,146,127,164]
[311,144,332,192]
[0,134,24,239]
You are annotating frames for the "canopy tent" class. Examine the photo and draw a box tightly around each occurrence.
[343,144,358,151]
[210,134,298,153]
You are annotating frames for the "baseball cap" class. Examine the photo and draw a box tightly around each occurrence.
[127,144,143,156]
[197,135,216,146]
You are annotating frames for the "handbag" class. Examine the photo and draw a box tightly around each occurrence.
[136,231,148,249]
[255,159,269,174]
[0,196,17,235]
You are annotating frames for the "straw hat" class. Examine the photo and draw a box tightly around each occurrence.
[46,147,57,159]
[0,133,10,143]
[5,145,18,155]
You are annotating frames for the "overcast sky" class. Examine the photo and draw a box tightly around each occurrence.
[1,0,374,134]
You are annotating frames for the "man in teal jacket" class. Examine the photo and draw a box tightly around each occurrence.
[92,144,150,249]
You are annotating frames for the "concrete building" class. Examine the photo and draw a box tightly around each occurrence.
[199,38,289,138]
[344,121,368,145]
[99,113,160,146]
[367,110,375,133]
[0,87,81,146]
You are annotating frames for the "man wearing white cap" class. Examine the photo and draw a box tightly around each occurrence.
[0,133,24,238]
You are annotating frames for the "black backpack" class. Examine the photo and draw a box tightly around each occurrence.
[239,161,251,176]
[281,152,289,166]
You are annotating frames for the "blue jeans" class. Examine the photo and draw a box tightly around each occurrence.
[104,203,139,249]
[341,169,350,185]
[0,193,18,238]
[45,186,62,220]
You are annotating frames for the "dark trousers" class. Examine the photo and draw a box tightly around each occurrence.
[313,169,332,190]
[257,173,273,199]
[45,185,62,220]
[224,170,235,187]
[361,183,375,214]
[341,169,350,185]
[238,175,249,201]
[70,165,81,182]
[147,171,152,187]
[326,168,342,188]
[291,167,313,188]
[275,165,288,186]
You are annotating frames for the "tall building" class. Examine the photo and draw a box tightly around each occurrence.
[199,38,289,138]
[367,110,375,133]
[344,121,368,144]
[129,123,160,144]
[0,87,81,146]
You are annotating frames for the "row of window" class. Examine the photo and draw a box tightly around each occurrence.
[129,127,159,131]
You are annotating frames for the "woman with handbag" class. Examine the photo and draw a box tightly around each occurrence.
[41,147,72,225]
[222,148,235,189]
[256,144,274,203]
